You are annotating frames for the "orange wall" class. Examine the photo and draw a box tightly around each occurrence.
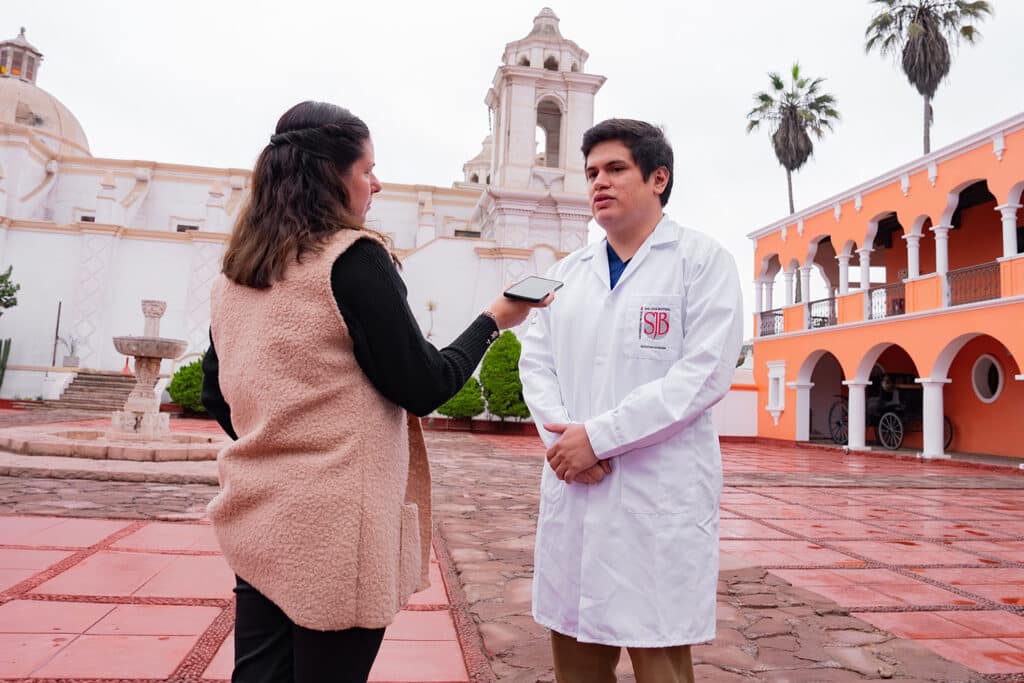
[944,336,1024,456]
[752,299,1024,457]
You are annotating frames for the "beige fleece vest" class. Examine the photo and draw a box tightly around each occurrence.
[207,230,432,631]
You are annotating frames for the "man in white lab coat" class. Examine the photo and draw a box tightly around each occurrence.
[519,119,744,683]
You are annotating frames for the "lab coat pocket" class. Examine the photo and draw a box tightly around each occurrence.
[620,442,695,515]
[538,462,565,513]
[622,295,685,361]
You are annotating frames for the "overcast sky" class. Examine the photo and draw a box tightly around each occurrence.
[13,0,1023,330]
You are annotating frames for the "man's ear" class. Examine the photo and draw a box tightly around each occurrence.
[651,167,670,197]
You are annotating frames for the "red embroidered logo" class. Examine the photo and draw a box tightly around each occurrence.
[640,307,670,340]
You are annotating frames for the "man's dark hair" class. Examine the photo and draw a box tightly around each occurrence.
[581,119,674,207]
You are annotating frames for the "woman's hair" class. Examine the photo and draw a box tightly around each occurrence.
[223,101,395,289]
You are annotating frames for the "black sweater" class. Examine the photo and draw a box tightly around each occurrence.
[201,239,499,438]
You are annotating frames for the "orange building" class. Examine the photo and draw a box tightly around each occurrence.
[749,113,1024,459]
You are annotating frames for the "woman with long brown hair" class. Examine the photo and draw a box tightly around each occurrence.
[201,101,548,682]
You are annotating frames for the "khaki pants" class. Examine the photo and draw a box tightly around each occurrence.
[551,630,695,683]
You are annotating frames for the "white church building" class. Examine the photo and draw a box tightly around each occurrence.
[0,10,607,400]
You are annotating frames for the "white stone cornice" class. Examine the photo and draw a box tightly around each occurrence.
[748,110,1024,240]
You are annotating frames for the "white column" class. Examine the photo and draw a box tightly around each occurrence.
[996,204,1021,259]
[916,378,952,460]
[842,380,870,450]
[753,280,763,314]
[932,224,951,276]
[783,270,795,306]
[857,248,873,290]
[903,233,922,278]
[788,382,814,441]
[763,281,774,311]
[799,266,813,304]
[836,254,851,295]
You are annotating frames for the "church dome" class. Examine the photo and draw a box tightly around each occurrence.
[0,28,90,156]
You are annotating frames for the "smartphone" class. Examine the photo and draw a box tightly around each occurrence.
[503,276,564,303]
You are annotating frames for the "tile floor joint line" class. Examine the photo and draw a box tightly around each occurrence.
[431,531,497,683]
[0,519,148,605]
[169,597,236,681]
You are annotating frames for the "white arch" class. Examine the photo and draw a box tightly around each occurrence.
[939,178,988,226]
[929,332,1021,380]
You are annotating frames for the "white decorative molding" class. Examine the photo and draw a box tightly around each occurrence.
[781,224,787,242]
[766,360,786,427]
[71,231,118,366]
[184,241,225,354]
[797,218,804,236]
[833,202,842,222]
[900,174,910,196]
[854,194,863,212]
[994,132,1006,161]
[927,162,938,186]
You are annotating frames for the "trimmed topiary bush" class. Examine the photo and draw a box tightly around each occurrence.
[480,331,530,420]
[168,358,206,414]
[437,376,485,420]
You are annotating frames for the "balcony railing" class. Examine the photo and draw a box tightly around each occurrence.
[759,309,784,337]
[948,261,1001,306]
[868,282,906,320]
[807,297,837,328]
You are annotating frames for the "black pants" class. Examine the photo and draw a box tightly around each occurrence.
[232,576,385,683]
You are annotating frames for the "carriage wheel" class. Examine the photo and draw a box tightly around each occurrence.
[877,412,905,450]
[944,416,953,450]
[828,401,848,445]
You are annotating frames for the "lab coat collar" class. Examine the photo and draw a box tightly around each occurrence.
[582,215,680,290]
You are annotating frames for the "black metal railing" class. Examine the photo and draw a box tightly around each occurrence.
[807,297,837,329]
[758,309,784,337]
[867,282,906,320]
[948,261,1001,306]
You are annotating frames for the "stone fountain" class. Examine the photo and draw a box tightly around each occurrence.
[110,300,189,440]
[0,299,225,463]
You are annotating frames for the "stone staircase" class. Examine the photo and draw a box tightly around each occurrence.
[42,371,136,413]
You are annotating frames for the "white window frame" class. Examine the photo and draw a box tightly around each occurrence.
[972,354,1004,404]
[766,360,786,426]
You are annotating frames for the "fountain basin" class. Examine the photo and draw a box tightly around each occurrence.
[0,427,225,461]
[113,336,188,359]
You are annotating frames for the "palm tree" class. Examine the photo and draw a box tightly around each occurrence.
[746,63,840,215]
[865,0,993,155]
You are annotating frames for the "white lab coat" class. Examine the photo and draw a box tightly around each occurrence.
[519,216,743,647]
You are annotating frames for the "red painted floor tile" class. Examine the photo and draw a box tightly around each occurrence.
[31,550,174,597]
[204,630,234,681]
[407,562,448,606]
[86,604,222,635]
[0,517,130,548]
[914,638,1024,674]
[938,611,1024,638]
[871,582,977,606]
[956,584,1024,606]
[386,610,458,641]
[771,569,858,587]
[719,519,792,539]
[111,521,221,552]
[769,519,890,539]
[0,548,72,571]
[914,567,1024,585]
[0,599,113,633]
[871,520,999,539]
[854,611,981,639]
[0,568,41,592]
[801,584,906,608]
[833,541,983,565]
[0,633,72,677]
[134,554,235,599]
[33,633,200,678]
[369,640,469,682]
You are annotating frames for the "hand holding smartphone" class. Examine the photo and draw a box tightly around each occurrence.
[503,276,564,303]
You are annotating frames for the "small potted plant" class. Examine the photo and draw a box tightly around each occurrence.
[58,335,82,368]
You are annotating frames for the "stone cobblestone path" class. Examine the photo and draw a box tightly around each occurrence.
[2,412,1024,680]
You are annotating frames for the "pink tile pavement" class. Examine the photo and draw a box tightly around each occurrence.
[0,513,468,681]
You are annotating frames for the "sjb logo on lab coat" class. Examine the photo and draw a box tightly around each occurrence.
[639,305,671,344]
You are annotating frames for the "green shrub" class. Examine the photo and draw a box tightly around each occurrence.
[168,359,206,414]
[480,331,529,419]
[437,376,485,420]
